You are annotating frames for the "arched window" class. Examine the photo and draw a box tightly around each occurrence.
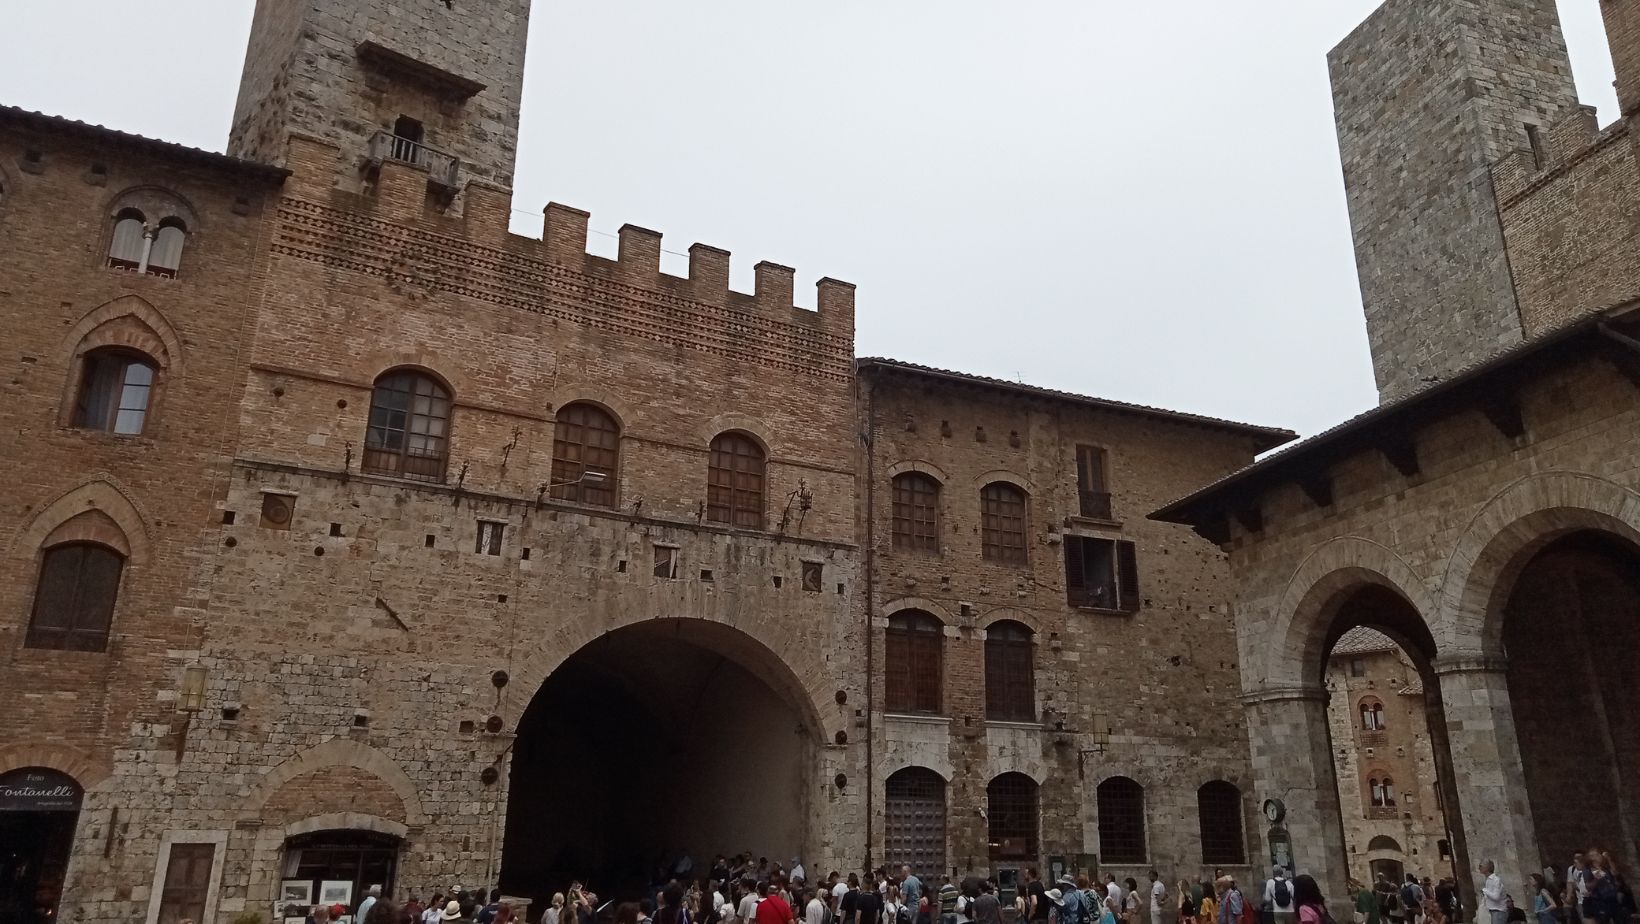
[73,350,158,435]
[1359,697,1386,731]
[27,543,124,651]
[891,472,940,553]
[984,620,1034,722]
[980,481,1028,564]
[1096,776,1147,864]
[363,370,450,482]
[1197,781,1246,864]
[1368,777,1388,807]
[885,611,943,715]
[107,209,147,271]
[146,218,187,278]
[1367,835,1403,853]
[551,403,619,506]
[1381,776,1397,806]
[885,768,946,877]
[707,431,765,528]
[986,773,1039,861]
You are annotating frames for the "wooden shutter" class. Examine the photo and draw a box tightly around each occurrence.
[1075,446,1112,519]
[157,843,216,924]
[1116,540,1140,613]
[1064,537,1086,605]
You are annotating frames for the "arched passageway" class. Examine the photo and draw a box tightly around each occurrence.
[0,767,82,924]
[1502,530,1640,868]
[499,620,820,902]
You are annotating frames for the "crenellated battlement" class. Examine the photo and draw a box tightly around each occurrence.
[277,134,855,378]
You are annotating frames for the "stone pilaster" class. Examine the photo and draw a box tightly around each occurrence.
[1242,684,1350,900]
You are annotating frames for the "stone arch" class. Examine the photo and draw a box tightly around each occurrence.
[9,479,151,564]
[1264,536,1436,687]
[973,469,1035,494]
[985,754,1049,786]
[103,185,201,230]
[61,295,184,377]
[882,596,956,626]
[243,740,427,826]
[699,413,776,456]
[976,605,1042,635]
[281,812,409,841]
[885,760,954,784]
[548,393,632,433]
[886,460,949,483]
[370,363,458,400]
[1439,470,1640,656]
[0,742,111,790]
[510,616,833,744]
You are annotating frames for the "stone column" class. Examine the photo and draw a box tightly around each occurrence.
[1432,654,1539,896]
[1242,683,1351,901]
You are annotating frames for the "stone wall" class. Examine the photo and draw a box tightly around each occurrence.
[860,366,1276,882]
[1329,0,1579,400]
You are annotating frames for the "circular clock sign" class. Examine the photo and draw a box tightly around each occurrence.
[1262,798,1287,824]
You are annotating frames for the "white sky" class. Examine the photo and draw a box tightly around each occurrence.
[0,2,1618,436]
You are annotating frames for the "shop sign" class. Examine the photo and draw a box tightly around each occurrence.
[0,768,83,812]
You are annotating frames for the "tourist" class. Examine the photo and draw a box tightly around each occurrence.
[972,882,1002,924]
[1109,877,1126,910]
[1125,880,1141,924]
[885,885,907,924]
[795,861,808,886]
[1181,880,1200,924]
[759,879,796,924]
[618,904,643,924]
[546,894,566,924]
[1151,872,1168,924]
[856,876,885,924]
[359,885,383,922]
[1402,876,1425,924]
[423,894,448,924]
[438,899,468,923]
[1216,877,1245,924]
[1100,896,1121,924]
[1481,861,1508,924]
[1199,882,1218,924]
[940,875,960,924]
[902,868,924,916]
[1025,869,1049,924]
[1266,867,1297,924]
[1529,874,1557,924]
[1292,876,1327,924]
[1435,879,1460,924]
[837,875,854,903]
[313,908,332,924]
[805,888,829,924]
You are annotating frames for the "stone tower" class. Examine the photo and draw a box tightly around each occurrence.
[1330,0,1580,402]
[228,0,531,191]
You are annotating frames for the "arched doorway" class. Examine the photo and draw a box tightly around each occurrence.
[1318,587,1460,892]
[278,830,400,920]
[885,768,946,878]
[0,767,82,924]
[499,620,822,902]
[1501,530,1640,868]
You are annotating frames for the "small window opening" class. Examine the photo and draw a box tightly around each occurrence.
[329,522,343,537]
[220,706,240,722]
[700,569,714,582]
[521,547,531,561]
[653,545,677,580]
[352,713,370,728]
[616,559,627,573]
[773,575,783,589]
[424,534,436,548]
[476,521,504,555]
[221,511,235,525]
[1525,123,1547,170]
[459,719,475,734]
[802,561,823,592]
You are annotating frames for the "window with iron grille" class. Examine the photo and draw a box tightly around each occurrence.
[885,612,943,714]
[1197,781,1246,865]
[987,772,1039,861]
[1075,445,1113,520]
[27,543,123,652]
[885,767,947,877]
[74,350,157,435]
[363,370,450,482]
[551,403,619,506]
[892,473,941,553]
[980,482,1028,565]
[1096,776,1147,863]
[707,432,765,529]
[157,842,216,924]
[1064,536,1140,612]
[985,620,1035,722]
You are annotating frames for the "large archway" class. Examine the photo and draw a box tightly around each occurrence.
[499,619,822,903]
[1501,530,1640,869]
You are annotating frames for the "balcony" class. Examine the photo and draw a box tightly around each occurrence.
[368,131,460,189]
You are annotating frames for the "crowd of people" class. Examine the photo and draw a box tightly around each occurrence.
[303,846,1638,924]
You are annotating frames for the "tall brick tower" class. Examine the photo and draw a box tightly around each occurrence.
[1330,0,1580,401]
[227,0,531,191]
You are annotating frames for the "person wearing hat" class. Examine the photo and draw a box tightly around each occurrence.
[441,898,471,922]
[1058,877,1089,924]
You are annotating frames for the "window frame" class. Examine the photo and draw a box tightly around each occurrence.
[984,620,1035,722]
[1096,776,1148,864]
[1064,535,1141,613]
[884,611,943,715]
[986,772,1040,862]
[550,402,620,507]
[362,370,452,483]
[980,481,1029,565]
[1197,780,1246,865]
[890,472,941,554]
[72,349,159,436]
[1074,444,1113,520]
[706,431,766,529]
[26,542,125,652]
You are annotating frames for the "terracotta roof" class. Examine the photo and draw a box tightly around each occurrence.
[1399,677,1425,696]
[1150,301,1640,537]
[1329,626,1397,657]
[856,357,1296,449]
[0,105,289,182]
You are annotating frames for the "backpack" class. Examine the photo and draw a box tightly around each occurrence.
[1274,881,1292,908]
[898,905,913,924]
[1400,886,1419,911]
[1061,890,1086,924]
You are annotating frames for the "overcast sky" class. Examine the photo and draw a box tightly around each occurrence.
[0,2,1618,436]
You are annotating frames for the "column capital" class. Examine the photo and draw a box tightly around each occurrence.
[1432,649,1509,676]
[1240,682,1327,706]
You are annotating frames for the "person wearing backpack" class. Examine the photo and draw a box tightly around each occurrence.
[1266,868,1297,924]
[1059,877,1088,924]
[1215,877,1245,924]
[1402,877,1426,924]
[1292,876,1333,924]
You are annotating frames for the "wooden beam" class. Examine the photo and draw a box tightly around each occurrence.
[1299,476,1334,509]
[1481,396,1526,439]
[1382,440,1420,477]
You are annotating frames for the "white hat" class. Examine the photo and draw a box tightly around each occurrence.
[1046,890,1065,906]
[441,899,464,920]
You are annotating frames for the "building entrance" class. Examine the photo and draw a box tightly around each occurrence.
[0,768,82,924]
[498,620,818,906]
